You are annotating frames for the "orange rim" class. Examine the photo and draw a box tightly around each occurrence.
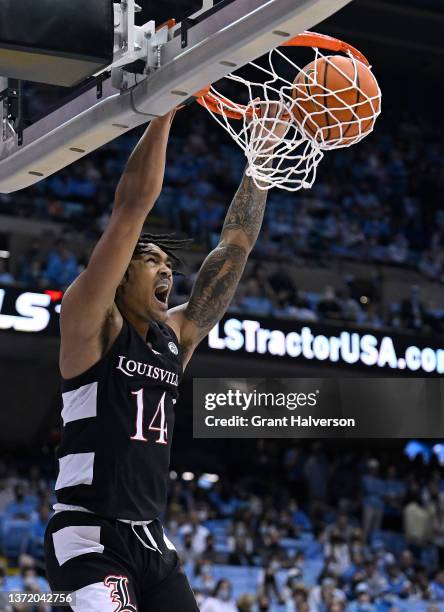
[195,30,371,120]
[155,18,176,31]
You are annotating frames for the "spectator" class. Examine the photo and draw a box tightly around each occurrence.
[383,466,406,531]
[194,560,217,596]
[5,484,35,519]
[177,531,198,565]
[387,234,409,265]
[337,287,361,323]
[346,583,376,612]
[431,497,444,569]
[361,459,384,541]
[45,239,79,289]
[419,250,441,280]
[274,290,318,322]
[288,584,309,611]
[0,564,8,591]
[6,554,50,594]
[308,577,346,611]
[239,278,273,316]
[403,494,433,555]
[178,511,211,556]
[359,304,384,330]
[268,265,296,307]
[0,476,15,510]
[323,530,351,577]
[201,579,237,612]
[362,559,387,599]
[288,499,313,531]
[384,563,409,597]
[200,534,220,564]
[303,442,329,504]
[257,593,272,611]
[29,504,51,559]
[20,237,43,264]
[400,285,425,330]
[317,286,342,320]
[258,561,284,605]
[397,549,416,581]
[228,535,254,566]
[19,259,47,289]
[0,259,15,285]
[236,593,256,612]
[429,570,444,602]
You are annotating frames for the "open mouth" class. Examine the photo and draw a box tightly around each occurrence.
[154,285,169,308]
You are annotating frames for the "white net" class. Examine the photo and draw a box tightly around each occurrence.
[200,44,381,192]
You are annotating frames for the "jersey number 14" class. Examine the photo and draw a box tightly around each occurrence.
[130,389,174,445]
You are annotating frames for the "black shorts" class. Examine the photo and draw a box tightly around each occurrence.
[44,511,199,612]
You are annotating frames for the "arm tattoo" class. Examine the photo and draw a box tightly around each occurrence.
[181,169,269,351]
[184,243,246,331]
[222,171,268,247]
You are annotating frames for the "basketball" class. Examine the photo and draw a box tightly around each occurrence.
[291,55,381,147]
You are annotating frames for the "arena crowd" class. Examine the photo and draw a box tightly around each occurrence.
[0,105,443,336]
[0,442,444,611]
[0,236,443,335]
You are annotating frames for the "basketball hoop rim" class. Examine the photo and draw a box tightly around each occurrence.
[193,30,371,120]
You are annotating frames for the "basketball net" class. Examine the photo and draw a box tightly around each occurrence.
[197,34,381,191]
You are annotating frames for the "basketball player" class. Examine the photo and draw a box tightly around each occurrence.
[44,104,285,611]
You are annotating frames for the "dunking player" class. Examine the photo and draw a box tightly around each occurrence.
[44,105,284,610]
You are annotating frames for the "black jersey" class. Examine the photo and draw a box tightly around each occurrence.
[55,316,183,521]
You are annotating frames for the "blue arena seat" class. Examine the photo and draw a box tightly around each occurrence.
[374,531,407,556]
[210,565,261,599]
[1,518,32,559]
[204,519,231,534]
[302,560,324,586]
[214,542,231,554]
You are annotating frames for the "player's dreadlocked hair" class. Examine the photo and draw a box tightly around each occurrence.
[117,232,193,301]
[132,232,193,272]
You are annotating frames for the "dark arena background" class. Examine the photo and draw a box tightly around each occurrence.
[1,0,444,610]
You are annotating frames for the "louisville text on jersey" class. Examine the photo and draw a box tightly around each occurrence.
[116,355,179,386]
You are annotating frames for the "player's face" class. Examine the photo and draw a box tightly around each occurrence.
[125,245,173,322]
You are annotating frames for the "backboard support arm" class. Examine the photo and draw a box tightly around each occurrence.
[0,0,351,193]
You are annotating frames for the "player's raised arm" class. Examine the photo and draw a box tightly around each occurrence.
[60,111,175,342]
[167,170,268,366]
[168,103,287,367]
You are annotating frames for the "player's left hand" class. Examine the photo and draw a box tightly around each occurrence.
[247,99,289,153]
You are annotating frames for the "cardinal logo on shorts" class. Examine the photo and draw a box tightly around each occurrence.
[104,575,137,612]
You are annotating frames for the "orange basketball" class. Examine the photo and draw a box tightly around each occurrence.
[291,55,380,147]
